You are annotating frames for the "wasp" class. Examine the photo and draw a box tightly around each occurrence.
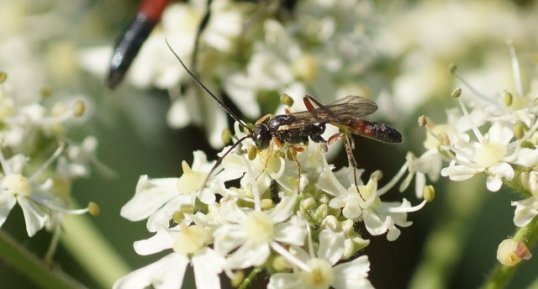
[165,41,402,190]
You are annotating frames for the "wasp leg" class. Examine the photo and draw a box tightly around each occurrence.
[327,132,343,146]
[255,114,272,125]
[303,95,318,112]
[342,132,365,201]
[287,145,304,194]
[304,94,324,108]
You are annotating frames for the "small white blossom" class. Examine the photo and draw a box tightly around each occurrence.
[213,195,306,269]
[268,230,374,289]
[114,225,224,289]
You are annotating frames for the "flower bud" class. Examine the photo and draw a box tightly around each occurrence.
[497,239,532,266]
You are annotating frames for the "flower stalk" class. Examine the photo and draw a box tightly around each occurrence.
[0,231,87,289]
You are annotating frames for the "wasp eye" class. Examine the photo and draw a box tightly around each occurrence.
[252,124,270,149]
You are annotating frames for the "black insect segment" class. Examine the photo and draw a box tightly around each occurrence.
[165,40,402,187]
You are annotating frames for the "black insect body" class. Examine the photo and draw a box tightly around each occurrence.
[251,114,327,149]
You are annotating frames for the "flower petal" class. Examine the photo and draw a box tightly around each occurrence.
[120,175,179,222]
[317,229,344,265]
[274,216,306,246]
[113,253,188,289]
[268,273,303,289]
[192,248,224,289]
[333,256,374,289]
[225,242,270,269]
[18,198,48,237]
[0,193,16,228]
[133,229,175,256]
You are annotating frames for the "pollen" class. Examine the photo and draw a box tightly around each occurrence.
[73,100,86,117]
[245,211,274,244]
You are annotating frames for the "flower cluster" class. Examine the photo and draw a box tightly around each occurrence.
[417,46,538,230]
[116,116,429,289]
[0,72,99,237]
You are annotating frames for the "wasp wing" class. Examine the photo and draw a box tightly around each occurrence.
[279,95,378,130]
[302,95,378,120]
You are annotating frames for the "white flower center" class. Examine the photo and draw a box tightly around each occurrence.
[2,174,31,197]
[300,258,334,289]
[473,141,507,168]
[245,211,274,244]
[173,225,210,255]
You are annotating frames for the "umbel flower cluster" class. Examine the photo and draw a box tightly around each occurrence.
[0,72,99,237]
[116,114,430,289]
[417,47,538,264]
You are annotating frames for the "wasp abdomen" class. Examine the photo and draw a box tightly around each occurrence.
[346,119,402,143]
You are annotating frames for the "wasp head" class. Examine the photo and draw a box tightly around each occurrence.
[252,123,271,149]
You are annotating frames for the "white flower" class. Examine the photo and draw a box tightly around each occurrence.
[268,230,374,289]
[114,225,224,289]
[319,159,425,241]
[441,122,515,192]
[213,194,306,269]
[121,151,230,231]
[0,146,90,236]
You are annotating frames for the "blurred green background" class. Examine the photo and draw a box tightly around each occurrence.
[1,1,538,289]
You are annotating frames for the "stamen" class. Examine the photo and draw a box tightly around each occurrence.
[31,197,91,215]
[377,162,408,196]
[453,72,496,105]
[29,143,66,182]
[508,119,538,151]
[387,199,427,213]
[507,41,524,97]
[241,156,261,211]
[271,242,310,272]
[73,100,86,117]
[456,95,483,141]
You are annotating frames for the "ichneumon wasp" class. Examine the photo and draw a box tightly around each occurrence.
[164,40,402,192]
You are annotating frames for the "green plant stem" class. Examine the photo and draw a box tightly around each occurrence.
[44,224,62,265]
[238,267,262,289]
[479,216,538,289]
[409,179,485,289]
[61,213,131,289]
[0,231,87,289]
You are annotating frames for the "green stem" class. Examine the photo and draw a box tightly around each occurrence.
[479,216,538,289]
[61,213,131,289]
[238,267,262,289]
[43,224,62,266]
[0,231,87,289]
[409,179,485,289]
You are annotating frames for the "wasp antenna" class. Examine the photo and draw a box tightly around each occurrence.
[165,39,250,131]
[203,134,251,186]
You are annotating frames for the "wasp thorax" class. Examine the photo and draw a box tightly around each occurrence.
[252,124,271,149]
